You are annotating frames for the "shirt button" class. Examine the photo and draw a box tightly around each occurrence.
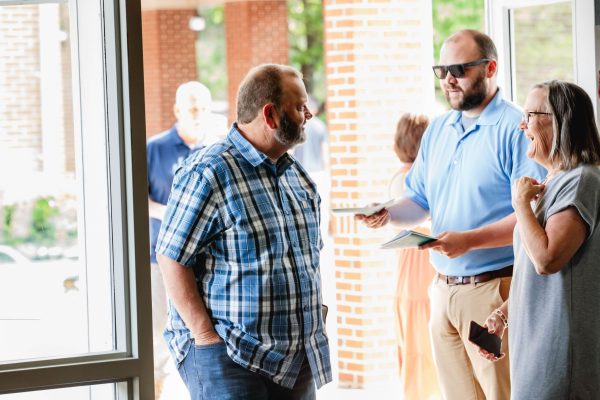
[453,159,458,165]
[300,273,306,279]
[303,305,309,311]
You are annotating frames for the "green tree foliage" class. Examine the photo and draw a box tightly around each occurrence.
[288,0,325,102]
[29,197,59,244]
[432,0,484,62]
[196,6,228,102]
[2,205,16,243]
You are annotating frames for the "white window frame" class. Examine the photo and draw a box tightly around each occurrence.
[486,0,598,122]
[0,0,153,398]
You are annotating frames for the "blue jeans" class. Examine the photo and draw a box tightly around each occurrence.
[178,341,316,400]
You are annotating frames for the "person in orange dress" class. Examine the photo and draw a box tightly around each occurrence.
[389,113,440,400]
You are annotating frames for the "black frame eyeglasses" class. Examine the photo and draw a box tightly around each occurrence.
[522,111,552,124]
[432,58,491,79]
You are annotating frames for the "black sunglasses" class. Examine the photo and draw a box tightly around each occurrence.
[432,59,491,79]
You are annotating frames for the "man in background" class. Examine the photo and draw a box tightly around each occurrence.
[147,81,221,398]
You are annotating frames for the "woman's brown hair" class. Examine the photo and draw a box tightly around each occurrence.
[394,113,429,163]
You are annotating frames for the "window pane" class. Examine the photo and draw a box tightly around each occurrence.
[0,383,116,400]
[512,2,574,105]
[0,2,114,363]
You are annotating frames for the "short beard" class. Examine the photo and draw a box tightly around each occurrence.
[446,70,488,111]
[274,111,305,146]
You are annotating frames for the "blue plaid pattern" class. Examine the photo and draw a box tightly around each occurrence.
[156,124,332,389]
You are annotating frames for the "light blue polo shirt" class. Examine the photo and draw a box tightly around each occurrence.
[405,89,546,276]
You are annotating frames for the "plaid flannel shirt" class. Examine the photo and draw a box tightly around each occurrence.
[156,124,332,389]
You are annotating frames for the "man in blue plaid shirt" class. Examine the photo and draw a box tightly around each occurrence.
[156,64,332,399]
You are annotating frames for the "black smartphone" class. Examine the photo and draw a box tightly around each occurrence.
[468,320,502,357]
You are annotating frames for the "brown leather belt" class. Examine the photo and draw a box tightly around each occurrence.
[438,265,513,286]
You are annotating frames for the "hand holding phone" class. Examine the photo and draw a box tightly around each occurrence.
[468,320,502,358]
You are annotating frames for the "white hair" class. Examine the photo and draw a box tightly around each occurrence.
[175,81,212,109]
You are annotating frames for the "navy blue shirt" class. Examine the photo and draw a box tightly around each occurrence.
[147,125,202,263]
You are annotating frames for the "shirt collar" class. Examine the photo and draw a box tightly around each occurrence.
[227,123,295,176]
[445,88,505,128]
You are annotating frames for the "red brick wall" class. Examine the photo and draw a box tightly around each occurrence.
[0,5,43,172]
[142,9,197,137]
[324,0,435,388]
[224,0,289,122]
[0,4,76,178]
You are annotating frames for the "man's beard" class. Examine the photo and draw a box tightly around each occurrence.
[274,111,305,146]
[445,70,487,111]
[177,115,207,144]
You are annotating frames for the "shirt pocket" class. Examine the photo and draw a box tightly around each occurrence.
[292,190,321,248]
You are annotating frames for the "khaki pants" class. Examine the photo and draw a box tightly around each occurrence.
[428,275,511,400]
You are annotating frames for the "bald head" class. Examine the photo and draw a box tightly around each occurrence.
[443,29,497,62]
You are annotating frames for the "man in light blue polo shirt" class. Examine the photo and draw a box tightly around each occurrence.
[357,30,544,400]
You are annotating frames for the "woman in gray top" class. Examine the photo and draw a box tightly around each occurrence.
[474,80,600,399]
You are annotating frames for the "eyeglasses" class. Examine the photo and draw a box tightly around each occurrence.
[432,59,491,79]
[522,111,552,124]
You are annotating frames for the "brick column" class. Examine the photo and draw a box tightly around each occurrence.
[224,0,289,122]
[324,0,435,388]
[142,6,197,137]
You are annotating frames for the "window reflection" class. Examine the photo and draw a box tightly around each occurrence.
[0,2,112,363]
[512,2,574,105]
